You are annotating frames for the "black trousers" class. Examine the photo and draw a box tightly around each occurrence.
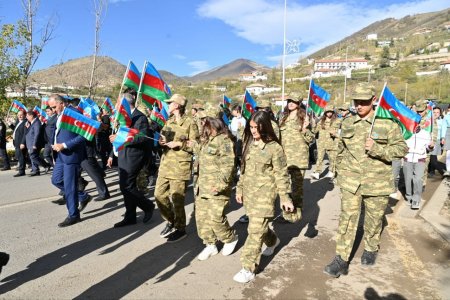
[15,146,26,174]
[119,167,154,220]
[81,157,109,198]
[43,143,54,167]
[0,147,10,169]
[429,155,446,175]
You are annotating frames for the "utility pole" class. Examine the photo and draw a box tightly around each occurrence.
[281,0,287,110]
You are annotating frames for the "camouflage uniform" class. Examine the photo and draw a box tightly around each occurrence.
[237,140,292,272]
[314,111,337,174]
[334,110,407,261]
[194,134,236,245]
[155,114,199,230]
[279,116,314,221]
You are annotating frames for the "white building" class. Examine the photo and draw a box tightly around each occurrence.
[239,71,268,82]
[377,40,392,47]
[314,59,368,71]
[367,33,378,40]
[246,84,280,96]
[440,60,450,71]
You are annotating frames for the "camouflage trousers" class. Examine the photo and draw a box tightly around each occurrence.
[335,189,388,261]
[282,168,305,222]
[195,196,235,245]
[136,168,150,194]
[154,177,188,230]
[314,146,336,174]
[241,217,277,273]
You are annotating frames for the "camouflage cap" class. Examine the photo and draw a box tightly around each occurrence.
[192,102,204,110]
[166,94,187,107]
[197,107,218,119]
[338,103,351,111]
[256,97,272,109]
[286,93,301,103]
[324,104,335,112]
[414,99,428,112]
[351,83,376,101]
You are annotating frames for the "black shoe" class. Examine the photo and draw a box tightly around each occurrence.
[78,195,92,212]
[45,166,52,174]
[52,196,66,205]
[0,252,10,274]
[361,250,377,266]
[78,178,88,192]
[29,171,40,177]
[114,218,137,228]
[58,217,81,227]
[94,194,110,201]
[143,206,155,224]
[13,172,25,177]
[166,229,187,243]
[1,167,11,171]
[323,255,349,278]
[160,223,175,237]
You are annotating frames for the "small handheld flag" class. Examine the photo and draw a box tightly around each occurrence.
[33,106,48,122]
[115,97,132,127]
[59,108,101,141]
[113,126,141,152]
[223,95,232,109]
[242,90,257,120]
[11,100,28,114]
[308,80,330,116]
[123,61,141,91]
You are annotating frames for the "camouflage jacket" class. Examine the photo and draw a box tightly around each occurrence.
[336,112,408,196]
[314,118,336,150]
[271,120,280,140]
[237,140,292,218]
[279,117,314,169]
[194,134,235,199]
[159,114,200,180]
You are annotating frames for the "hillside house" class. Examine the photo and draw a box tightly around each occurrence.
[444,22,450,31]
[239,71,267,82]
[366,33,378,41]
[314,59,368,71]
[246,84,280,95]
[440,60,450,71]
[6,86,39,98]
[413,27,432,35]
[377,40,392,47]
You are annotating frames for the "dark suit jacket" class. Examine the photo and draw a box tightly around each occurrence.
[10,120,27,148]
[45,114,57,144]
[0,120,7,148]
[118,108,151,172]
[25,119,44,150]
[54,107,87,165]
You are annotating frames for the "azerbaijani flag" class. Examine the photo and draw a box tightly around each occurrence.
[59,108,101,141]
[11,100,28,113]
[41,97,49,110]
[139,61,171,103]
[115,97,132,127]
[375,85,421,140]
[123,61,141,91]
[33,106,48,122]
[78,98,98,120]
[242,90,257,120]
[222,112,230,125]
[101,97,115,115]
[150,101,169,127]
[84,98,100,115]
[308,80,330,116]
[141,93,162,110]
[113,126,141,152]
[223,95,232,109]
[422,101,434,133]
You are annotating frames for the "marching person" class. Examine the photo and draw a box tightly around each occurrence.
[278,95,314,223]
[324,83,407,277]
[0,118,11,171]
[311,105,337,180]
[234,111,294,283]
[43,106,57,172]
[155,94,199,242]
[9,111,27,177]
[191,110,238,261]
[24,110,47,176]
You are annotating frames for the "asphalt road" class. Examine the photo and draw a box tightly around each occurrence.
[0,164,448,299]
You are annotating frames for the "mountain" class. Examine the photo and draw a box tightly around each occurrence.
[188,59,269,82]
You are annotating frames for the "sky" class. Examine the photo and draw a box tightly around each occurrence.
[0,0,449,77]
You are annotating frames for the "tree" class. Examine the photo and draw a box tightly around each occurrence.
[17,0,56,100]
[380,46,390,68]
[88,0,108,98]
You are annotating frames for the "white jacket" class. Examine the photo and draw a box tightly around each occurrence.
[404,129,431,163]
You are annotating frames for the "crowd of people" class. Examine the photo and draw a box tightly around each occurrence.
[0,83,448,283]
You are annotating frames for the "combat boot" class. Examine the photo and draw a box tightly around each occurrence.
[361,250,377,266]
[323,255,348,278]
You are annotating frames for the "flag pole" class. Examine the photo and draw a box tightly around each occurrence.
[306,76,313,122]
[136,60,147,109]
[343,46,348,105]
[281,0,287,112]
[118,60,130,102]
[368,82,387,138]
[5,101,14,121]
[404,83,408,106]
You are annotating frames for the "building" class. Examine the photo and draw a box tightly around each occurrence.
[440,60,450,71]
[367,33,378,40]
[314,59,368,71]
[377,40,392,47]
[246,84,281,96]
[444,22,450,31]
[239,71,268,82]
[413,27,432,35]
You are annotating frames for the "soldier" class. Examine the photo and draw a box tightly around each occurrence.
[190,112,238,261]
[155,94,199,243]
[324,83,408,277]
[311,105,337,180]
[234,111,294,283]
[278,95,314,223]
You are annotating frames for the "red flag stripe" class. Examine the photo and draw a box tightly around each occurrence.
[127,69,140,86]
[142,74,166,91]
[379,97,417,132]
[309,89,328,108]
[61,115,98,137]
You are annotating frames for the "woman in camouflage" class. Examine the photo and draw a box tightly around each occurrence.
[234,111,294,283]
[191,115,238,261]
[311,105,337,180]
[279,97,314,222]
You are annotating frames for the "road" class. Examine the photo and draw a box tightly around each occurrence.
[0,164,448,299]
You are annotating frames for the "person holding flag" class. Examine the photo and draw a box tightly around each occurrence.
[0,118,11,171]
[324,83,408,277]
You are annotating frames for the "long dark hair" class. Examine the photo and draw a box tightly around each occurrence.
[320,110,336,129]
[201,117,234,144]
[241,111,280,174]
[279,103,306,131]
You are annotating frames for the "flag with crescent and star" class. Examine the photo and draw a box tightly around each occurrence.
[375,85,421,139]
[33,106,48,123]
[115,97,132,127]
[59,108,101,141]
[308,80,330,116]
[11,99,28,114]
[113,126,142,152]
[242,90,257,120]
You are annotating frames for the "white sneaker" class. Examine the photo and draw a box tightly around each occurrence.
[222,236,238,256]
[233,268,255,283]
[262,238,281,256]
[197,244,218,261]
[389,192,398,199]
[325,172,334,178]
[311,172,320,180]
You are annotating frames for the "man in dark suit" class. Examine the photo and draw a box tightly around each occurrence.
[43,106,57,171]
[0,119,11,171]
[49,94,92,227]
[108,92,155,227]
[9,111,27,177]
[24,110,47,176]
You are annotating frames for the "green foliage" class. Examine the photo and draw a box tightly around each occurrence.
[0,23,22,99]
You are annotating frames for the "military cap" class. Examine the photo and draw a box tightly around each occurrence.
[351,83,376,101]
[414,99,428,112]
[192,103,204,110]
[286,93,301,103]
[324,104,335,112]
[256,97,273,109]
[166,94,187,107]
[197,107,218,119]
[338,103,351,111]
